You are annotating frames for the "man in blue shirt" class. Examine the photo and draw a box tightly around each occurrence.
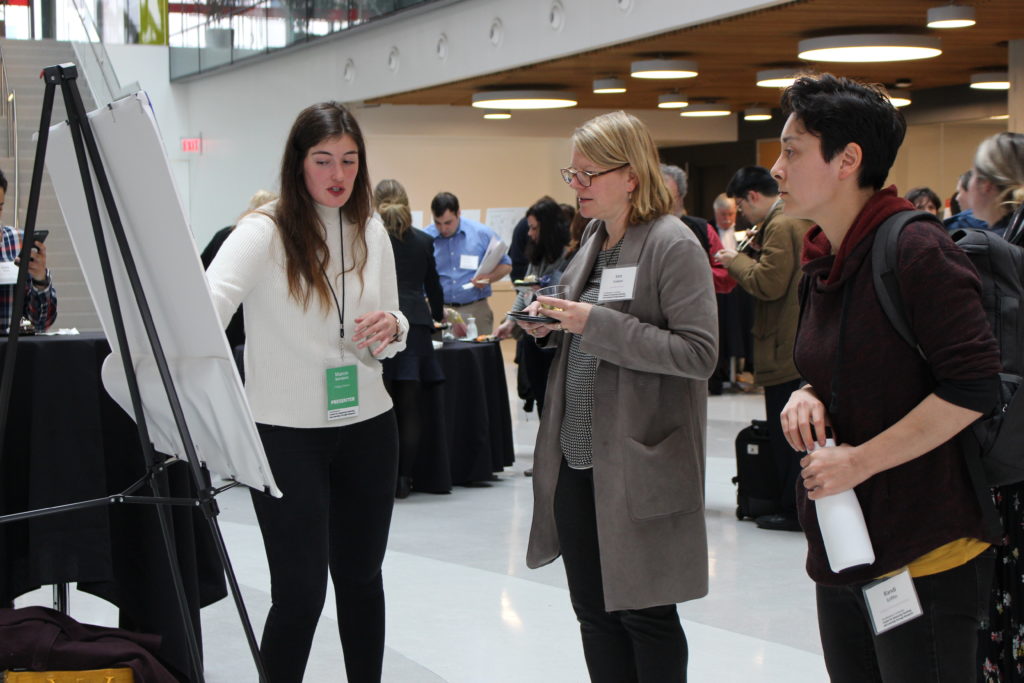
[424,192,511,335]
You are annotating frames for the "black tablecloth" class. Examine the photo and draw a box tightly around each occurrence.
[412,340,515,493]
[0,333,226,681]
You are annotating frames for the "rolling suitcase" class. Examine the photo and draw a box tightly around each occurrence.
[732,419,779,520]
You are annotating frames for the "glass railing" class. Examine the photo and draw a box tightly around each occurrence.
[168,0,441,80]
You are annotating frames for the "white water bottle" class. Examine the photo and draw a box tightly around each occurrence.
[814,438,875,572]
[464,316,478,340]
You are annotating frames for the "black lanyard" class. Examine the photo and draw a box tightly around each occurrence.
[323,209,346,342]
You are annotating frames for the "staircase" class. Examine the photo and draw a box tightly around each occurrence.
[0,38,101,332]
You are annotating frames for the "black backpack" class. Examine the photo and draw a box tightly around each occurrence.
[872,208,1024,487]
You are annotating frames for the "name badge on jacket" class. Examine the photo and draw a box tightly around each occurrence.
[598,266,638,303]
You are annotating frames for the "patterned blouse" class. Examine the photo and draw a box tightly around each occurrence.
[559,240,622,469]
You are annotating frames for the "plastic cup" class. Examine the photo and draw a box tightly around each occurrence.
[536,285,569,311]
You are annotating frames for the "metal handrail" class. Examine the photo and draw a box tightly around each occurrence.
[68,0,138,105]
[0,44,17,229]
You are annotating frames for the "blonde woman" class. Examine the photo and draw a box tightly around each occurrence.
[374,178,444,498]
[518,111,717,682]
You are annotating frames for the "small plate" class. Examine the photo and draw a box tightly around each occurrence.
[507,310,558,324]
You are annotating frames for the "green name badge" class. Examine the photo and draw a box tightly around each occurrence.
[326,364,359,420]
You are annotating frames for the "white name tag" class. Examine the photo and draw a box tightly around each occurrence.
[0,261,18,285]
[459,254,480,271]
[597,266,638,303]
[862,568,923,635]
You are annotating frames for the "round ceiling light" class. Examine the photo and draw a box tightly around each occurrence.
[886,89,912,107]
[483,110,511,119]
[926,5,975,29]
[680,103,731,118]
[756,69,799,88]
[630,59,699,79]
[798,34,942,63]
[970,72,1011,90]
[593,78,627,94]
[743,107,772,121]
[471,90,578,109]
[657,93,689,109]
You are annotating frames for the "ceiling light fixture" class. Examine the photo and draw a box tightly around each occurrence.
[926,5,976,29]
[756,68,799,88]
[970,72,1011,90]
[471,90,577,109]
[657,93,689,109]
[743,107,772,121]
[630,59,699,79]
[593,78,627,94]
[886,89,912,107]
[483,110,511,119]
[798,34,942,63]
[680,103,731,118]
[991,114,1010,120]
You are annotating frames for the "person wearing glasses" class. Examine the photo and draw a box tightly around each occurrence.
[517,110,717,682]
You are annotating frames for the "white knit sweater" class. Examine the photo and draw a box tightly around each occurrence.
[206,200,408,428]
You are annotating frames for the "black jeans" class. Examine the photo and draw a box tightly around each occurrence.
[553,460,688,683]
[816,548,995,682]
[764,378,803,513]
[251,411,398,683]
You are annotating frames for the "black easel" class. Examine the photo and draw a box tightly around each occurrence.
[0,64,268,683]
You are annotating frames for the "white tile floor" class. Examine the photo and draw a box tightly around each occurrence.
[17,372,828,682]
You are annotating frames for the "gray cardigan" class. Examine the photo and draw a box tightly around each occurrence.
[526,214,718,611]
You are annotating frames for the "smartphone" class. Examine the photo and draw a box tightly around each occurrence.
[31,230,49,245]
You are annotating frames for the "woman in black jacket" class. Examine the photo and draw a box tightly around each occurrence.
[374,179,444,498]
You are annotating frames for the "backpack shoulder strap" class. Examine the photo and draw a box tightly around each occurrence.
[871,210,938,360]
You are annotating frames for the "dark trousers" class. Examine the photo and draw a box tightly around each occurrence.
[816,549,995,683]
[251,411,398,683]
[553,460,688,683]
[384,379,423,479]
[763,378,803,513]
[522,339,556,415]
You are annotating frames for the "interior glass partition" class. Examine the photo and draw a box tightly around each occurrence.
[168,0,439,79]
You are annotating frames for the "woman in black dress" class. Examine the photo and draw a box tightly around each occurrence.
[374,179,445,498]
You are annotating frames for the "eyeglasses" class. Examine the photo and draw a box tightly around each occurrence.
[560,163,629,187]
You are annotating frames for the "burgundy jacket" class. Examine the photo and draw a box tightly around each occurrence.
[0,606,177,682]
[794,191,1001,585]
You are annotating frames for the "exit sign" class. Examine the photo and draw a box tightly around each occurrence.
[181,137,202,154]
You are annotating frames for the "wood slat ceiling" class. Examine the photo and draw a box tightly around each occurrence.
[368,0,1024,112]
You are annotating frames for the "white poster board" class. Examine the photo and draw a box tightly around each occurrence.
[485,207,527,247]
[45,92,280,496]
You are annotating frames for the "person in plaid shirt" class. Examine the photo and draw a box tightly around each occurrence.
[0,169,56,332]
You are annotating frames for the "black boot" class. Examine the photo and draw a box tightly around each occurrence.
[396,476,412,499]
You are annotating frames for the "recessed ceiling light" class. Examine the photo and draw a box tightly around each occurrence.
[657,93,689,109]
[680,103,731,117]
[970,72,1011,90]
[483,110,511,119]
[926,5,975,29]
[886,89,912,107]
[471,90,578,109]
[630,59,699,79]
[798,34,942,63]
[756,69,799,88]
[743,107,772,121]
[593,78,627,94]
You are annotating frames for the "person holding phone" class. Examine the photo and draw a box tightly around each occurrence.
[0,169,56,333]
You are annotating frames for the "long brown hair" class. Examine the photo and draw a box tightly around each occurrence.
[275,102,373,311]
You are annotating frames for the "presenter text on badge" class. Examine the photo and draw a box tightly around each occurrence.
[513,296,593,337]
